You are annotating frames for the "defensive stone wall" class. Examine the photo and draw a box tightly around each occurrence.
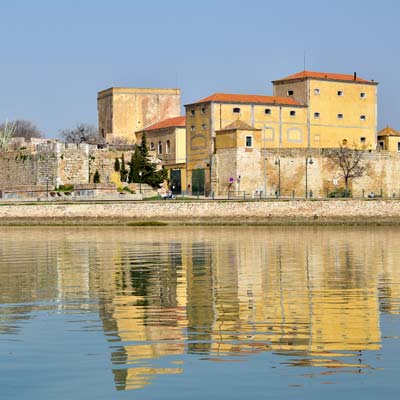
[214,148,400,197]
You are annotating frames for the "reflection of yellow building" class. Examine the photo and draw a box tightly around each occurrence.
[2,226,400,390]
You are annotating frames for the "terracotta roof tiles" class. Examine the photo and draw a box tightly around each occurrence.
[273,70,375,84]
[188,93,301,106]
[142,116,186,131]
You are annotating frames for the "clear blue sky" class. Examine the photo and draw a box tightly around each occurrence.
[0,0,399,137]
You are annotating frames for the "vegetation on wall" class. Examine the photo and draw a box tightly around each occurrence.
[0,120,16,151]
[93,170,100,183]
[325,145,369,189]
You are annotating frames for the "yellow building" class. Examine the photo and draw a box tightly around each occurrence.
[184,93,304,194]
[184,70,378,194]
[377,126,400,152]
[136,116,187,194]
[97,87,181,144]
[273,70,378,149]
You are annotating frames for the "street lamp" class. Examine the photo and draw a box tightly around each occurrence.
[138,171,143,195]
[274,157,281,197]
[305,156,314,198]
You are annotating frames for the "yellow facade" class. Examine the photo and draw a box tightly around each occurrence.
[97,87,181,143]
[185,99,306,193]
[377,127,400,152]
[273,74,378,149]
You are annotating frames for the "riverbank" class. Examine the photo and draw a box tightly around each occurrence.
[2,199,400,225]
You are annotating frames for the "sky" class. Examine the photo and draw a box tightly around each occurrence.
[0,0,399,138]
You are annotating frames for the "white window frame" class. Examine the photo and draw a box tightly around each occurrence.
[314,112,320,119]
[314,88,320,95]
[166,140,171,154]
[233,107,241,114]
[360,92,367,99]
[337,113,343,119]
[265,108,271,115]
[337,90,343,96]
[158,141,162,154]
[360,115,366,121]
[287,90,294,96]
[290,110,296,117]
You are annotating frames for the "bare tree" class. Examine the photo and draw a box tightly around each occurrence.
[325,144,369,188]
[0,120,16,151]
[60,124,100,144]
[0,119,42,140]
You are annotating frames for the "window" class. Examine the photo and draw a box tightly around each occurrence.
[233,107,241,113]
[166,140,170,154]
[287,90,294,96]
[398,142,400,152]
[379,141,384,150]
[314,88,320,95]
[290,110,296,116]
[245,136,253,147]
[314,112,320,119]
[337,90,343,96]
[360,92,366,99]
[201,107,206,115]
[265,108,271,114]
[190,125,195,132]
[360,137,366,143]
[337,113,343,119]
[201,123,207,130]
[158,141,162,154]
[314,134,321,141]
[190,109,195,116]
[150,142,155,151]
[360,115,366,121]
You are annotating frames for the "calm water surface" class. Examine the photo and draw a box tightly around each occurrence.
[0,226,399,399]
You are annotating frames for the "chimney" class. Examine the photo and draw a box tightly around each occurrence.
[353,72,357,81]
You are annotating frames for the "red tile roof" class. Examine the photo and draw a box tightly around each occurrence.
[143,116,186,131]
[188,93,301,106]
[273,70,375,83]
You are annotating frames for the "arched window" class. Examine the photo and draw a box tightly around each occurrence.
[158,141,162,154]
[150,142,155,151]
[166,140,171,154]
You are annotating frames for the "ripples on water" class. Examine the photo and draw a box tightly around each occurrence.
[0,226,399,399]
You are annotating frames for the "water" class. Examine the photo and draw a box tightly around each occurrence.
[0,226,399,399]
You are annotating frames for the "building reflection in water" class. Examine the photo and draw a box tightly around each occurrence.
[0,227,399,390]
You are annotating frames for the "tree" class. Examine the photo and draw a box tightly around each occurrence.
[60,123,100,144]
[0,119,42,140]
[326,144,369,189]
[127,134,167,188]
[0,120,16,151]
[93,170,100,183]
[120,154,128,182]
[114,158,120,172]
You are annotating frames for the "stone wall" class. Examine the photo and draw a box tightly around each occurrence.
[2,200,400,223]
[0,143,135,189]
[214,148,400,197]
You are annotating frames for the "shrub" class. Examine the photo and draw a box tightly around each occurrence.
[328,188,352,198]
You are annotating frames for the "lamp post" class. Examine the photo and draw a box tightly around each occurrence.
[305,156,314,198]
[138,171,143,195]
[274,157,281,197]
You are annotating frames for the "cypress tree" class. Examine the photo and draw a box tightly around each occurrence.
[114,157,120,172]
[120,154,128,182]
[93,170,100,183]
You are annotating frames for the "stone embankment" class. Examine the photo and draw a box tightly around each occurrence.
[1,199,400,225]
